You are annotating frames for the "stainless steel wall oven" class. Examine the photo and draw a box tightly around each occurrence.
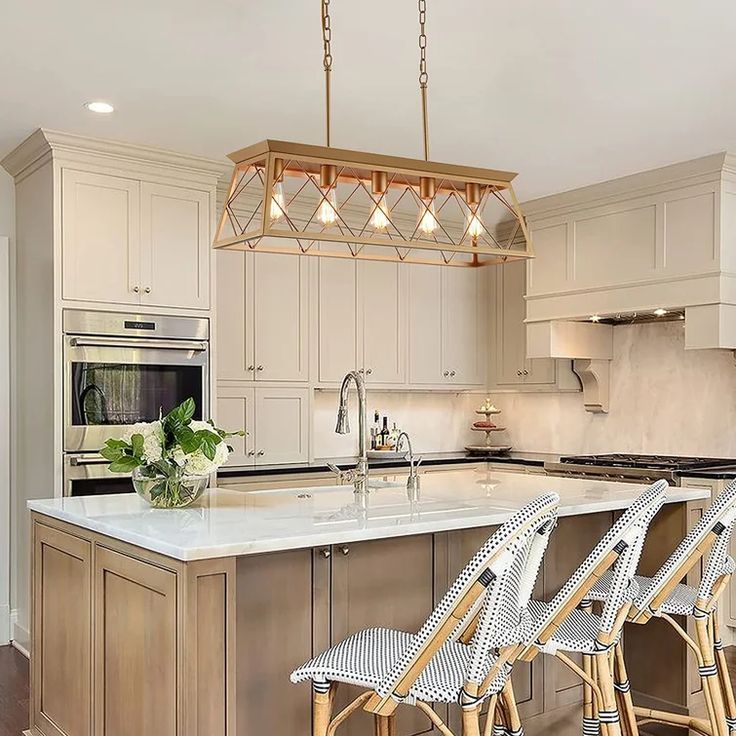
[63,310,210,495]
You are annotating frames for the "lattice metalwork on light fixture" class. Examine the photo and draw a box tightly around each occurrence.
[214,140,533,267]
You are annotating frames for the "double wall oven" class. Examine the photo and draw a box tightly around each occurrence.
[63,310,210,496]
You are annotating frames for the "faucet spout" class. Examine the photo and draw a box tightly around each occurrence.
[335,371,369,492]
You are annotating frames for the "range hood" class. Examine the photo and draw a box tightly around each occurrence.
[514,152,736,412]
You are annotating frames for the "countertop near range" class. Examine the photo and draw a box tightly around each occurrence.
[28,468,708,561]
[679,466,736,480]
[218,450,557,477]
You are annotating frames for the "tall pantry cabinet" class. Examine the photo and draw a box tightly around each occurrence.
[1,128,224,650]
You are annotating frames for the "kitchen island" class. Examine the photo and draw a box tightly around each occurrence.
[27,468,710,736]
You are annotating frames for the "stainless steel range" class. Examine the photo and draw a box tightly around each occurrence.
[544,453,736,485]
[62,309,210,495]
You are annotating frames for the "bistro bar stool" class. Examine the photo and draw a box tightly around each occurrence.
[586,478,736,736]
[494,481,668,736]
[291,492,560,736]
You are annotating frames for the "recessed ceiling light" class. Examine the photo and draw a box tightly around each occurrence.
[84,101,114,114]
[653,308,668,317]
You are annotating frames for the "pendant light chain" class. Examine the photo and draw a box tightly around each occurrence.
[418,0,429,161]
[321,0,333,146]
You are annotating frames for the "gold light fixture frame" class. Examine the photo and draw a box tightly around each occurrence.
[214,0,534,267]
[214,140,534,267]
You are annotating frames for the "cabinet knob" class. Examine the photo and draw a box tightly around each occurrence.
[358,368,365,374]
[340,545,350,556]
[256,365,264,372]
[132,286,140,293]
[247,450,255,457]
[247,365,255,372]
[450,370,456,377]
[320,548,332,559]
[144,286,151,294]
[523,369,529,376]
[443,370,450,377]
[366,368,373,375]
[257,450,265,456]
[517,370,523,376]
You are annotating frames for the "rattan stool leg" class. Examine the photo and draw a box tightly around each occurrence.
[313,682,335,736]
[613,642,639,736]
[696,615,730,736]
[713,612,736,734]
[596,651,622,736]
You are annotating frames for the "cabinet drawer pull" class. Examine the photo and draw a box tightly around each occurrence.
[517,370,522,376]
[132,286,140,293]
[247,365,255,372]
[247,450,255,457]
[523,369,529,375]
[340,545,350,556]
[257,450,265,456]
[257,365,264,372]
[144,286,151,294]
[320,548,332,559]
[366,368,373,375]
[450,370,456,377]
[358,368,365,374]
[443,370,450,377]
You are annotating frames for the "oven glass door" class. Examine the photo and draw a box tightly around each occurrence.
[65,338,209,452]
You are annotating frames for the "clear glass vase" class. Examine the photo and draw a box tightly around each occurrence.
[131,466,209,509]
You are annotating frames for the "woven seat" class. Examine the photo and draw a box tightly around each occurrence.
[291,627,509,704]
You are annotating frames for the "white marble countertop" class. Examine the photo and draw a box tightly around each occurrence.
[28,468,710,561]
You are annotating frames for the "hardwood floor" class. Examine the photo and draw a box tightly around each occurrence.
[0,644,735,736]
[0,646,28,736]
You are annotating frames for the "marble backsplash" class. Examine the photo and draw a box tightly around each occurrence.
[493,320,736,457]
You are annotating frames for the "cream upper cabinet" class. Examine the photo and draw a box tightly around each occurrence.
[253,253,309,382]
[139,182,210,310]
[216,251,309,383]
[408,264,486,387]
[442,267,486,385]
[490,260,577,391]
[216,386,255,466]
[357,260,406,385]
[62,169,141,305]
[408,264,444,384]
[61,170,212,311]
[317,257,358,383]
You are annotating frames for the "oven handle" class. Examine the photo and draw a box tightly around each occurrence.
[70,455,110,466]
[69,336,208,352]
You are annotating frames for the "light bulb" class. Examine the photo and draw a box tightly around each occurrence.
[417,200,438,235]
[270,181,286,222]
[467,210,484,241]
[317,188,338,225]
[370,196,390,231]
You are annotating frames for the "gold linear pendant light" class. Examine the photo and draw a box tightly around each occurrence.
[213,0,534,268]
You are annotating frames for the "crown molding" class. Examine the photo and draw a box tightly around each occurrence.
[2,128,231,181]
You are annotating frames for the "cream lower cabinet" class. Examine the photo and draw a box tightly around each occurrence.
[216,251,309,383]
[489,260,579,392]
[408,264,486,387]
[61,169,212,310]
[216,385,309,466]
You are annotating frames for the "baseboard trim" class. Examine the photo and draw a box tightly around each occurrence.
[0,603,9,645]
[10,609,30,657]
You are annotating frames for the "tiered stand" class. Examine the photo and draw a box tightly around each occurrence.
[465,405,511,456]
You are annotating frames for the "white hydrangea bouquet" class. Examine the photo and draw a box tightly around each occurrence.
[101,398,243,508]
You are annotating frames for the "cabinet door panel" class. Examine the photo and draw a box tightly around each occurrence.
[359,261,405,384]
[140,182,210,310]
[216,386,255,466]
[496,261,527,385]
[215,250,254,381]
[408,264,444,384]
[33,523,92,736]
[443,268,483,385]
[331,535,436,736]
[254,253,308,381]
[94,547,177,736]
[318,258,358,383]
[236,550,314,735]
[61,169,140,305]
[255,387,309,464]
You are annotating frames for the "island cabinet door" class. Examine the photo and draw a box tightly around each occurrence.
[32,522,93,736]
[317,535,436,736]
[440,526,544,735]
[93,547,178,736]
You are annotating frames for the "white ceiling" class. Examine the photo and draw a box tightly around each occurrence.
[2,0,736,200]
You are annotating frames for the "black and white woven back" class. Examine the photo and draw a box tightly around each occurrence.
[637,479,736,616]
[373,492,560,704]
[528,480,668,652]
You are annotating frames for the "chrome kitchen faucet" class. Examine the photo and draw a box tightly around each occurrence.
[334,370,369,493]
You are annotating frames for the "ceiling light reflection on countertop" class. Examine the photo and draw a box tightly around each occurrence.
[84,101,114,114]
